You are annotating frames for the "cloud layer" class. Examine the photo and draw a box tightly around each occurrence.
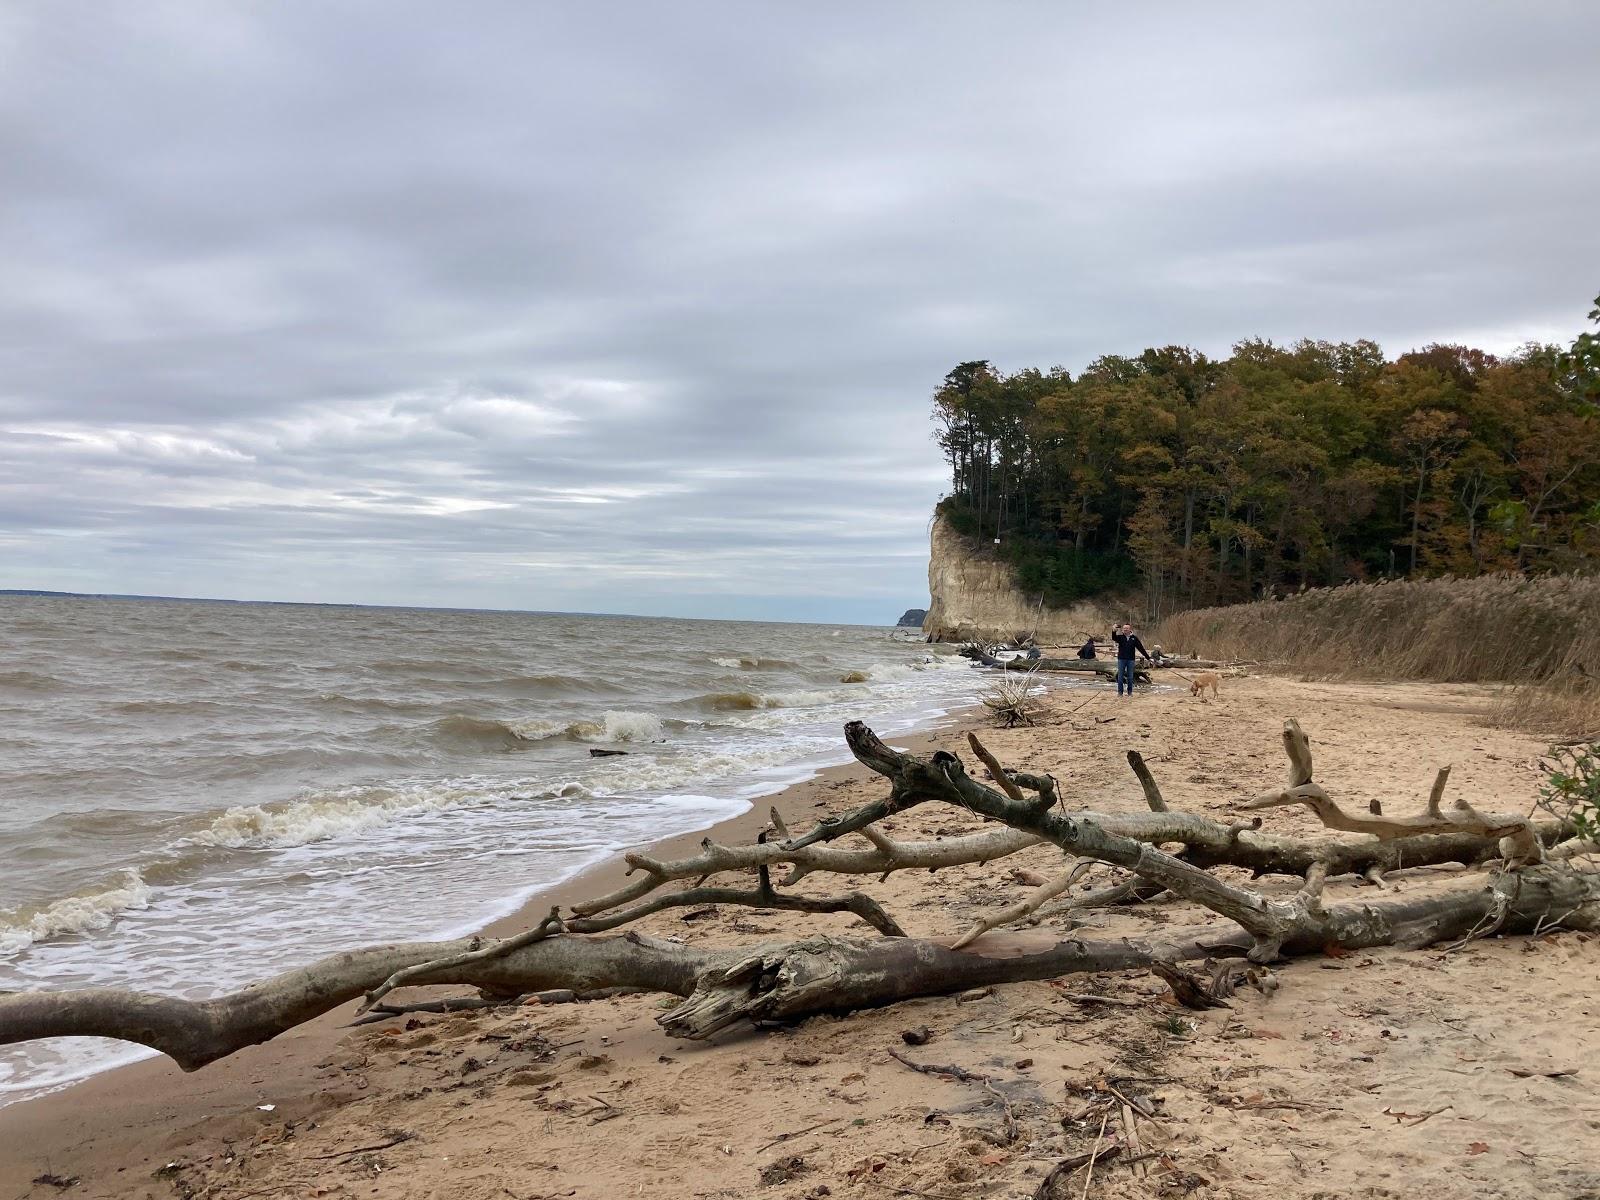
[2,3,1596,621]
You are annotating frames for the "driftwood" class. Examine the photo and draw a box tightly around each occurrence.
[0,719,1594,1073]
[979,665,1046,726]
[1240,719,1543,864]
[980,656,1155,685]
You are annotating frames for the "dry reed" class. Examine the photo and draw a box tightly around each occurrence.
[1155,574,1600,737]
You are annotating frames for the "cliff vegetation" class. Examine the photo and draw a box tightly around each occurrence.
[932,294,1600,616]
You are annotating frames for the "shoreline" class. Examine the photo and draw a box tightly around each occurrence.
[3,672,1595,1200]
[0,702,977,1193]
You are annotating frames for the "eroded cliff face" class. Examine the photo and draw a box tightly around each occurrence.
[922,514,1111,645]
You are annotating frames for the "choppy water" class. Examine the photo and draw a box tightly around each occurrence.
[0,596,989,1105]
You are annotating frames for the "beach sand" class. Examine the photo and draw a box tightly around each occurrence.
[4,673,1597,1199]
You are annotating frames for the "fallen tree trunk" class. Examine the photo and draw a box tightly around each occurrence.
[2,866,1594,1068]
[983,657,1153,685]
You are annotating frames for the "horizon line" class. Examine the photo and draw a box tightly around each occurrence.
[0,588,907,628]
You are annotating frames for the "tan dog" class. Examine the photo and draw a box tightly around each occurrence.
[1189,672,1221,699]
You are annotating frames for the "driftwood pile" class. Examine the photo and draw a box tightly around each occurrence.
[0,719,1594,1072]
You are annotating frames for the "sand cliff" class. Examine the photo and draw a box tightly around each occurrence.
[923,512,1109,644]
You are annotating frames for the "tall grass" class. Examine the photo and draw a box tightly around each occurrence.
[1155,574,1600,736]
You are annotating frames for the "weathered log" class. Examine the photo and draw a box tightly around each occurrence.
[984,657,1154,685]
[3,865,1594,1067]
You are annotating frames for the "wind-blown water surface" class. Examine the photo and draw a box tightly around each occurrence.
[0,596,989,1103]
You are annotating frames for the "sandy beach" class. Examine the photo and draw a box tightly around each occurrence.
[4,671,1597,1200]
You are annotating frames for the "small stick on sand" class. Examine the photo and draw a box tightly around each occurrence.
[1081,1109,1110,1200]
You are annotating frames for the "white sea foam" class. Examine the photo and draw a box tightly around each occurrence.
[0,870,152,956]
[190,780,543,850]
[565,710,665,743]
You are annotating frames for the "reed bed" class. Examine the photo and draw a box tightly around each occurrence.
[1156,574,1600,737]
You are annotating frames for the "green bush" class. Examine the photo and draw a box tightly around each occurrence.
[1540,743,1600,841]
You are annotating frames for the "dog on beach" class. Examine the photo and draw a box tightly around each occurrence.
[1189,672,1221,699]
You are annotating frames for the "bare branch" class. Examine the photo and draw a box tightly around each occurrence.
[572,825,1044,917]
[1126,751,1169,813]
[967,731,1027,802]
[950,860,1094,949]
[1240,720,1542,862]
[569,882,907,938]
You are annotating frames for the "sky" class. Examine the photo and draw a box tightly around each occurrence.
[1,4,1597,624]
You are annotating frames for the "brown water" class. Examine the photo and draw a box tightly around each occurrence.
[0,595,990,1103]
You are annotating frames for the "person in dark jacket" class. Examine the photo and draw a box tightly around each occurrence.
[1076,636,1097,660]
[1109,623,1152,696]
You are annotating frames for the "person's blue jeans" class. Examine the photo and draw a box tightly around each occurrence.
[1116,658,1136,695]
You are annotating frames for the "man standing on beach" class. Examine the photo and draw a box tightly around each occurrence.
[1110,623,1152,696]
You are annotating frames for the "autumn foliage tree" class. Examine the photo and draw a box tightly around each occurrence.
[933,298,1600,610]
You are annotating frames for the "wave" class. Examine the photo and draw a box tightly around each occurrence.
[707,655,800,670]
[313,692,440,714]
[367,658,502,680]
[0,870,151,956]
[112,698,229,716]
[0,670,61,692]
[427,710,668,750]
[188,778,575,850]
[692,689,845,711]
[480,673,618,697]
[426,714,550,750]
[586,742,823,798]
[562,711,666,743]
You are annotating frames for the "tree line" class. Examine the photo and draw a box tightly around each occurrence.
[932,295,1600,612]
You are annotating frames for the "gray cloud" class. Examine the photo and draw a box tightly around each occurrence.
[2,2,1597,621]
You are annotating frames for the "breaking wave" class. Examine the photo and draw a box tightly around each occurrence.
[0,870,152,956]
[562,711,666,743]
[427,710,669,750]
[693,689,846,711]
[427,714,551,750]
[189,778,588,850]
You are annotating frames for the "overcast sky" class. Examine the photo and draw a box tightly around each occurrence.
[1,4,1596,624]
